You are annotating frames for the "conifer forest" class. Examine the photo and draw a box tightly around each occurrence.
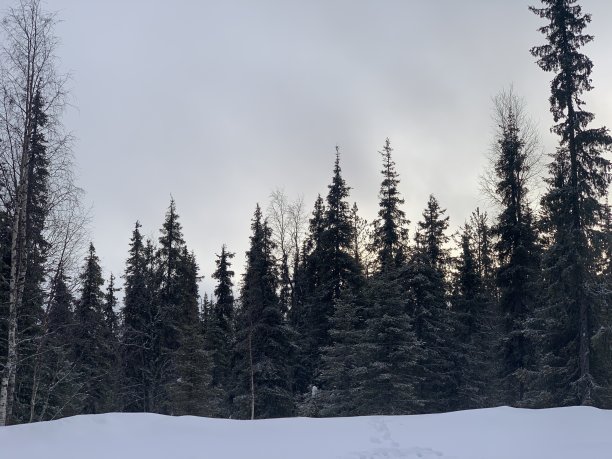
[1,0,612,427]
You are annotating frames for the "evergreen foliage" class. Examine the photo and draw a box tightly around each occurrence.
[358,272,421,414]
[232,205,294,419]
[335,138,420,415]
[295,151,363,394]
[371,138,409,271]
[318,291,367,417]
[38,269,80,421]
[453,215,500,409]
[290,195,326,394]
[531,0,612,406]
[491,96,542,406]
[204,245,236,417]
[121,221,155,412]
[405,196,458,413]
[170,247,211,416]
[73,244,116,414]
[13,90,50,423]
[3,0,612,426]
[415,195,451,272]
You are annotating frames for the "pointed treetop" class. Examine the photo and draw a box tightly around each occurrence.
[416,194,450,269]
[373,137,409,271]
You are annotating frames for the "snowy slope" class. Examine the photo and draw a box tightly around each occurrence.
[1,406,610,459]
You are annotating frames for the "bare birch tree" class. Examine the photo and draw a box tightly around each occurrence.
[27,195,89,422]
[267,188,306,311]
[0,0,75,426]
[480,87,544,213]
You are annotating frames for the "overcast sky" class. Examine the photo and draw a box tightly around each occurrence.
[6,0,612,296]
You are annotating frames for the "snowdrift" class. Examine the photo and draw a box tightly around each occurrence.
[1,406,610,459]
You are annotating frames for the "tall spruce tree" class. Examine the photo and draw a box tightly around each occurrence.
[320,148,363,302]
[530,0,612,405]
[155,199,187,413]
[310,149,363,391]
[491,95,541,406]
[142,238,163,411]
[290,195,326,394]
[204,244,235,416]
[157,199,185,354]
[154,200,211,415]
[591,203,612,407]
[347,138,419,415]
[13,90,50,423]
[73,244,116,414]
[102,274,121,409]
[295,149,363,395]
[372,138,409,271]
[121,221,153,411]
[404,195,458,412]
[233,205,293,419]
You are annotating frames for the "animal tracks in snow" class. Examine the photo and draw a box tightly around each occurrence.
[344,418,443,459]
[342,446,443,459]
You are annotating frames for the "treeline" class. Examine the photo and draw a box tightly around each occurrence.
[1,0,612,424]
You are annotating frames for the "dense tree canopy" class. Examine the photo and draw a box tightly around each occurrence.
[1,0,612,425]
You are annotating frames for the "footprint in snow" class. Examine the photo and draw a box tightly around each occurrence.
[342,446,443,459]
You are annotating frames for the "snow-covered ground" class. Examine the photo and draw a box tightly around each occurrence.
[1,406,610,459]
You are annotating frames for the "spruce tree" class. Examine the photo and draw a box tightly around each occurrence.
[204,244,235,416]
[531,0,612,405]
[121,221,153,411]
[318,291,367,417]
[342,138,419,415]
[233,205,293,419]
[309,149,363,391]
[157,199,186,355]
[170,247,211,415]
[320,148,363,302]
[371,138,409,271]
[103,274,120,336]
[73,243,116,414]
[452,217,499,409]
[491,96,541,406]
[142,238,164,411]
[121,223,167,413]
[154,199,187,413]
[415,195,450,271]
[470,208,496,291]
[23,268,81,422]
[404,195,458,412]
[14,90,50,423]
[37,268,80,421]
[290,195,326,395]
[153,200,211,415]
[591,203,612,407]
[349,202,372,276]
[102,274,121,410]
[357,273,421,415]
